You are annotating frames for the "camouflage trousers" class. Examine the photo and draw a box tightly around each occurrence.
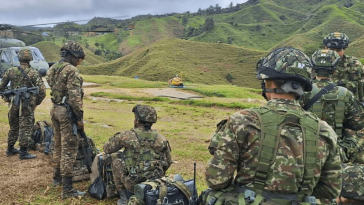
[341,163,364,201]
[7,104,35,147]
[51,105,79,177]
[111,158,132,192]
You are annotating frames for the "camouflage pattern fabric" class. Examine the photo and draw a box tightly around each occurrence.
[257,47,312,91]
[61,41,86,59]
[47,59,83,177]
[300,79,364,131]
[46,60,83,120]
[18,48,33,62]
[0,64,46,147]
[205,99,342,203]
[333,55,364,102]
[300,79,364,163]
[103,126,172,192]
[341,163,364,201]
[132,104,157,123]
[50,105,79,177]
[323,32,350,49]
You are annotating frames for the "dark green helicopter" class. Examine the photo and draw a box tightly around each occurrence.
[0,24,49,77]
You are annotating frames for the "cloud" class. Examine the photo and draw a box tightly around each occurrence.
[1,0,247,26]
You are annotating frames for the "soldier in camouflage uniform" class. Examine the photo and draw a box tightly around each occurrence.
[299,49,364,163]
[0,48,46,160]
[323,32,364,103]
[103,104,172,205]
[203,47,341,205]
[46,41,86,198]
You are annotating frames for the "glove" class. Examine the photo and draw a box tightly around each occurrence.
[77,120,84,130]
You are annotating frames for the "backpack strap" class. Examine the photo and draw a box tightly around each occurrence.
[155,179,168,201]
[250,108,282,195]
[251,108,319,200]
[303,83,336,111]
[18,66,35,87]
[297,114,320,199]
[334,87,347,136]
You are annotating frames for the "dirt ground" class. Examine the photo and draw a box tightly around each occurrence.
[0,85,207,204]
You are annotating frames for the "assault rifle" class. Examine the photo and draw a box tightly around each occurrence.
[0,86,38,106]
[62,96,92,173]
[190,162,199,205]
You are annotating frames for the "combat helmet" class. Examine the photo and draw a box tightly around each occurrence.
[132,104,157,123]
[323,32,350,49]
[60,40,86,59]
[311,49,341,77]
[18,47,33,62]
[257,47,313,92]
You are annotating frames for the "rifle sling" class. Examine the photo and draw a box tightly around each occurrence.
[18,66,35,87]
[303,83,336,111]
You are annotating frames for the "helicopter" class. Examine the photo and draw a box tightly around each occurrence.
[0,16,129,78]
[0,24,50,77]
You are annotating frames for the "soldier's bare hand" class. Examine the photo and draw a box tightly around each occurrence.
[77,120,84,130]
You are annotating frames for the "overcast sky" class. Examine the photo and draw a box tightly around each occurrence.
[1,0,248,27]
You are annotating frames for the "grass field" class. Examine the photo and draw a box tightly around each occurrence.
[0,75,264,204]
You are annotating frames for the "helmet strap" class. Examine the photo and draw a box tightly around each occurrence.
[261,81,268,101]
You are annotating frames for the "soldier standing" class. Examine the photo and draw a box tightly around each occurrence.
[323,32,364,103]
[202,47,341,205]
[46,41,86,198]
[0,48,46,159]
[299,49,364,163]
[103,104,172,205]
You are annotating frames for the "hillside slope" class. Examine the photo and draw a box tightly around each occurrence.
[79,38,267,88]
[32,41,107,65]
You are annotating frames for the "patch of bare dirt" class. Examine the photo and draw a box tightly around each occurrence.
[0,149,53,204]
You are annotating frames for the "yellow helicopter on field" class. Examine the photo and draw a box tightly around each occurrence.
[168,72,184,87]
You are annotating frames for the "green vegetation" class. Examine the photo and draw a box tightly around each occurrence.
[79,38,266,89]
[32,41,107,65]
[90,92,261,109]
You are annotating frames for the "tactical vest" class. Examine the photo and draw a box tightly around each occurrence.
[122,129,165,182]
[202,107,320,205]
[47,62,70,104]
[9,66,32,88]
[309,84,348,136]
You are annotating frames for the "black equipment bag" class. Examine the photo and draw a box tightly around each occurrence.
[88,155,106,200]
[135,178,196,205]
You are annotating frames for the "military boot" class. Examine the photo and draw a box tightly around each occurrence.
[117,189,128,205]
[6,145,20,156]
[19,147,37,160]
[53,168,62,186]
[62,176,86,199]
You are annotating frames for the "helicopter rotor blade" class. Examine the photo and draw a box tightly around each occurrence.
[17,15,129,27]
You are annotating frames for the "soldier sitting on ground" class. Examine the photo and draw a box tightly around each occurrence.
[0,47,46,160]
[103,104,172,205]
[201,47,341,205]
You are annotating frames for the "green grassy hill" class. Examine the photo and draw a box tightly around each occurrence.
[32,41,107,66]
[29,0,364,89]
[79,38,267,88]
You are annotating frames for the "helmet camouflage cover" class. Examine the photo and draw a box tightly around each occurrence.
[323,32,350,49]
[311,49,341,69]
[132,104,157,123]
[256,47,313,91]
[61,40,86,58]
[18,47,33,62]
